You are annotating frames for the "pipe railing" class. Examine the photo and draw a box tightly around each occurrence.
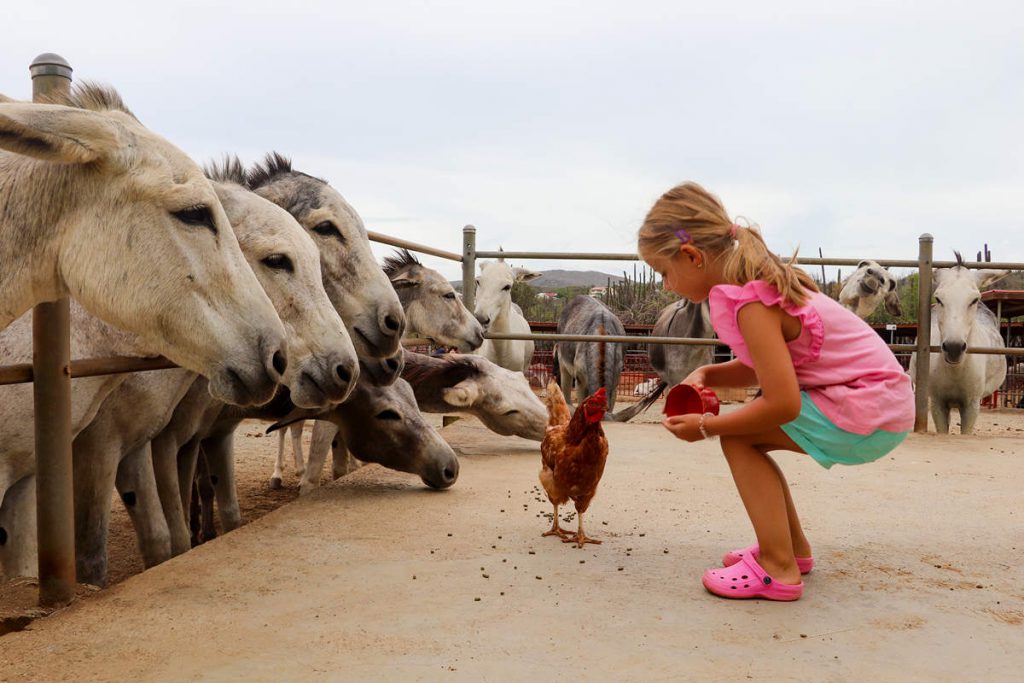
[4,55,1024,607]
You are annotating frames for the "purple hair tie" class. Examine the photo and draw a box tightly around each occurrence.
[674,228,692,244]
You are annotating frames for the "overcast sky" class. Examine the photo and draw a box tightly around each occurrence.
[4,1,1022,281]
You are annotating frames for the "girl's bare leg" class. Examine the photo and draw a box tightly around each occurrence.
[765,454,811,558]
[719,428,806,585]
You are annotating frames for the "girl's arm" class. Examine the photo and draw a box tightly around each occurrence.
[664,303,801,441]
[694,358,759,389]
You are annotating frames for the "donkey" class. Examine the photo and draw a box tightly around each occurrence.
[650,299,714,386]
[383,249,484,352]
[246,153,405,371]
[67,165,359,585]
[261,377,459,496]
[911,254,1008,434]
[556,296,625,412]
[0,84,285,406]
[473,260,541,372]
[839,260,902,319]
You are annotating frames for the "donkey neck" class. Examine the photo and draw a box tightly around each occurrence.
[0,156,93,328]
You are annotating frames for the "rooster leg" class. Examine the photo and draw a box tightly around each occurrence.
[542,503,570,539]
[563,512,602,548]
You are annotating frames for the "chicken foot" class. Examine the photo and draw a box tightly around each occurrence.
[542,503,571,539]
[563,512,601,548]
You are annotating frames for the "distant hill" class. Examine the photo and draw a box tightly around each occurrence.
[452,269,624,291]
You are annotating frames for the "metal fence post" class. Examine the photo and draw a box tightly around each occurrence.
[462,225,476,312]
[30,53,77,607]
[913,233,934,433]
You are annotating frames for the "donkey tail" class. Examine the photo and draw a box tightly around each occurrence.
[606,380,667,422]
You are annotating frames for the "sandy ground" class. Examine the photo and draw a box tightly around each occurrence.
[1,406,1023,682]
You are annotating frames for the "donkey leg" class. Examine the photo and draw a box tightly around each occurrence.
[115,444,172,569]
[930,399,950,434]
[331,431,362,479]
[0,476,37,579]
[271,429,287,490]
[203,433,241,533]
[301,421,334,495]
[73,434,121,586]
[151,433,191,557]
[559,365,574,410]
[960,399,981,436]
[291,422,306,478]
[194,450,217,544]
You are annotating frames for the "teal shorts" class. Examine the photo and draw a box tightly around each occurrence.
[781,392,908,469]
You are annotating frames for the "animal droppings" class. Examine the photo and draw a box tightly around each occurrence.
[579,560,585,564]
[528,550,535,555]
[618,567,624,571]
[447,533,453,537]
[535,576,543,580]
[482,574,489,579]
[474,597,481,602]
[412,575,416,580]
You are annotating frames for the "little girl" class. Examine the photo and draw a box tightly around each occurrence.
[638,182,914,601]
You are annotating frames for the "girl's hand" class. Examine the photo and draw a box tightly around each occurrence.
[680,366,710,389]
[661,414,704,442]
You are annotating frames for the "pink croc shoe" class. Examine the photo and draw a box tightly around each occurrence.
[702,554,803,601]
[722,544,814,575]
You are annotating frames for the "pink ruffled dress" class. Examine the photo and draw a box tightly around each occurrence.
[708,280,914,436]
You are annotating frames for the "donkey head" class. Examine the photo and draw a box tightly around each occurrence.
[839,260,901,319]
[247,154,406,362]
[384,249,484,351]
[0,86,286,406]
[932,253,1007,365]
[473,261,541,329]
[209,161,358,408]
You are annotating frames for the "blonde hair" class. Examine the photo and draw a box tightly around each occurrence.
[637,181,818,307]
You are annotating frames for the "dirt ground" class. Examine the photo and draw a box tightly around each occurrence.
[1,404,1022,681]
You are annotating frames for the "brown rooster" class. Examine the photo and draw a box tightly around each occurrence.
[539,380,609,547]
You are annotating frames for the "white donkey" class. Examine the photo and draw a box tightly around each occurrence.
[839,260,902,320]
[65,165,360,586]
[912,254,1008,434]
[473,260,541,372]
[0,84,285,406]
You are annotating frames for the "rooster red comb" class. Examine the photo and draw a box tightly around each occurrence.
[589,387,607,402]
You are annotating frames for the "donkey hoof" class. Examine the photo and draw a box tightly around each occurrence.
[269,477,283,490]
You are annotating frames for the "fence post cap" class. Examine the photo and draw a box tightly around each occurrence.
[30,53,73,79]
[918,233,934,242]
[463,224,476,232]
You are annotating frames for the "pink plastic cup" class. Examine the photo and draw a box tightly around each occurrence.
[663,384,720,417]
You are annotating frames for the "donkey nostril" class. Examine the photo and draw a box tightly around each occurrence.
[383,315,401,332]
[386,358,399,371]
[443,466,456,482]
[336,364,352,383]
[272,351,287,376]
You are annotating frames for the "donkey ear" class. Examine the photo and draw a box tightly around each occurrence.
[514,268,542,283]
[974,269,1009,290]
[884,288,902,317]
[0,102,124,165]
[390,273,420,289]
[442,379,481,407]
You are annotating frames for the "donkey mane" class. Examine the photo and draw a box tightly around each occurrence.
[382,249,422,279]
[44,81,136,119]
[402,352,481,389]
[246,151,325,189]
[203,155,247,184]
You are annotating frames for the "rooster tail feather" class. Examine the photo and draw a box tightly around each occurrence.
[545,378,571,427]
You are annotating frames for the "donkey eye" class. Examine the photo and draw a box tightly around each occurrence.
[375,409,401,421]
[935,297,943,306]
[443,292,457,300]
[503,409,520,416]
[971,298,980,306]
[172,205,217,235]
[261,254,294,273]
[502,284,512,291]
[312,221,344,242]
